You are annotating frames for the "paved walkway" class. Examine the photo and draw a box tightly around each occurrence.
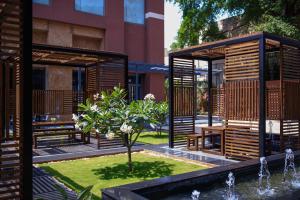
[144,144,237,166]
[33,137,144,163]
[33,167,77,200]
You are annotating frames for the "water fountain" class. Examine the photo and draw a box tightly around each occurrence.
[283,148,300,188]
[225,172,238,200]
[191,190,200,200]
[258,157,274,196]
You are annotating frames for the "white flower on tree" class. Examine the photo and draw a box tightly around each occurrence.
[82,121,88,128]
[120,123,133,134]
[144,93,155,101]
[72,114,78,121]
[105,132,115,140]
[91,104,98,112]
[75,123,81,130]
[93,93,100,101]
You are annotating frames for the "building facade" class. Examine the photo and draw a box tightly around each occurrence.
[32,0,166,101]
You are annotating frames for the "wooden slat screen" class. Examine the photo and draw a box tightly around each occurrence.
[283,81,300,120]
[266,81,280,120]
[282,46,300,80]
[86,58,125,96]
[223,40,261,159]
[225,122,259,159]
[211,87,224,117]
[0,0,22,199]
[172,58,195,145]
[225,41,259,81]
[32,90,85,115]
[97,58,125,91]
[281,120,300,150]
[225,80,259,121]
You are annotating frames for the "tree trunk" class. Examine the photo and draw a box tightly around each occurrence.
[127,146,133,172]
[159,124,162,136]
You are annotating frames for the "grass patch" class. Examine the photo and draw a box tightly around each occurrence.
[136,131,168,144]
[38,152,206,199]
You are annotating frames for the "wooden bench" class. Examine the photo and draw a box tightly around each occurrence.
[32,121,90,149]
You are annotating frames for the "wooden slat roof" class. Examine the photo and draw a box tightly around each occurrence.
[32,43,127,67]
[170,32,300,59]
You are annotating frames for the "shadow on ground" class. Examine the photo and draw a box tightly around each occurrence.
[93,161,174,180]
[40,166,100,200]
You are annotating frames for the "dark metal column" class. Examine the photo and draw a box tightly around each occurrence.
[259,35,266,157]
[169,55,174,148]
[208,59,212,126]
[124,56,129,102]
[21,0,33,198]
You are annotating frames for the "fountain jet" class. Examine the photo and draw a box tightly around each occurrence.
[191,190,200,200]
[283,148,300,187]
[225,172,238,200]
[258,157,274,196]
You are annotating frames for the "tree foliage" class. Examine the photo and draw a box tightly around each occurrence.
[168,0,300,49]
[73,87,157,171]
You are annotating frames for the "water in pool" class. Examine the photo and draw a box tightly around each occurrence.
[161,149,300,200]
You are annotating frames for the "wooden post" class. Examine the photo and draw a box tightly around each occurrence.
[259,35,266,157]
[169,55,174,148]
[208,59,212,126]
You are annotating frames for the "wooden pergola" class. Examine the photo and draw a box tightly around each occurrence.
[32,44,128,117]
[169,32,300,159]
[31,44,128,149]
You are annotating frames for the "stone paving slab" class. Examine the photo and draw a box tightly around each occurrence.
[143,144,238,166]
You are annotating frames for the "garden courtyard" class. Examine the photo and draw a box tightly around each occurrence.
[37,150,208,199]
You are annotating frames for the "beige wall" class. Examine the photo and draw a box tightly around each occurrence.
[33,18,105,90]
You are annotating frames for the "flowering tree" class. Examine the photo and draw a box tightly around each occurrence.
[73,87,156,171]
[151,101,168,136]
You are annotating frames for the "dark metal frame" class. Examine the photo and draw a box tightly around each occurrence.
[168,32,300,156]
[22,0,33,197]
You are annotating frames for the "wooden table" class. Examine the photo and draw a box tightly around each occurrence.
[201,126,225,155]
[32,121,75,127]
[187,134,202,151]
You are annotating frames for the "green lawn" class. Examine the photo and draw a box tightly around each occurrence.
[38,152,206,199]
[136,131,169,144]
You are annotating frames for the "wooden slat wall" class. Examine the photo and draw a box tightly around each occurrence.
[0,1,22,199]
[224,41,260,159]
[172,58,195,146]
[225,122,259,159]
[266,81,280,120]
[211,87,224,117]
[283,81,300,120]
[282,46,300,80]
[97,58,125,91]
[32,90,85,115]
[279,46,300,151]
[225,41,259,81]
[212,81,283,120]
[225,80,259,121]
[281,120,300,150]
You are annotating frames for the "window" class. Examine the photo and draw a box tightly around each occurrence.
[75,0,104,16]
[33,0,49,5]
[32,68,46,90]
[124,0,144,24]
[72,69,86,91]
